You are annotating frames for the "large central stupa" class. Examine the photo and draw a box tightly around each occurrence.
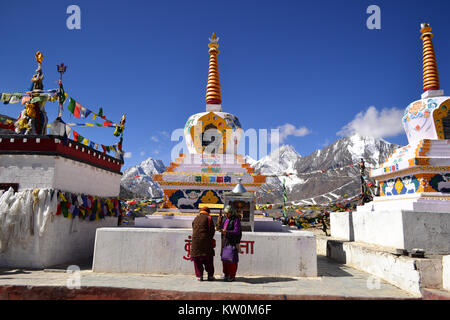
[153,33,266,212]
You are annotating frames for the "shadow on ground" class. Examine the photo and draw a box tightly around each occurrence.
[233,276,297,284]
[317,255,352,277]
[0,269,32,277]
[44,258,93,272]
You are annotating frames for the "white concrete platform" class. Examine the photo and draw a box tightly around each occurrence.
[0,216,117,269]
[92,228,317,277]
[330,198,450,254]
[135,215,283,232]
[316,235,443,296]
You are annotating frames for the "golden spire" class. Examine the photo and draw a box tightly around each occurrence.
[206,33,222,104]
[420,23,440,92]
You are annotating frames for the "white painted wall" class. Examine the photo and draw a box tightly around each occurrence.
[444,255,450,291]
[351,209,406,250]
[54,156,121,197]
[330,211,353,240]
[92,228,317,277]
[331,204,450,254]
[0,154,121,197]
[0,215,117,269]
[351,209,450,254]
[0,154,55,189]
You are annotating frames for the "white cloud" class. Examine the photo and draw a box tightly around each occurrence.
[338,106,404,139]
[140,151,146,156]
[151,136,159,142]
[124,152,132,159]
[154,149,160,155]
[271,123,311,144]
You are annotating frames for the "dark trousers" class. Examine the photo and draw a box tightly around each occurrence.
[222,262,238,278]
[192,255,214,278]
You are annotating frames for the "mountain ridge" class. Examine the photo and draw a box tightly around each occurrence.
[121,134,399,203]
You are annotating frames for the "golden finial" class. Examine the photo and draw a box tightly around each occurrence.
[206,33,222,104]
[35,51,43,64]
[420,23,440,92]
[208,33,219,50]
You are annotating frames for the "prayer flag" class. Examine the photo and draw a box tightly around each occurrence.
[21,96,31,105]
[9,94,22,104]
[58,84,67,105]
[67,98,81,118]
[80,105,92,118]
[72,130,79,141]
[76,133,84,143]
[74,102,82,119]
[1,93,11,104]
[30,96,46,103]
[65,124,72,137]
[93,107,104,120]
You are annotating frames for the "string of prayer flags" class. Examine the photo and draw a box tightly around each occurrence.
[65,97,120,127]
[65,122,110,128]
[1,92,23,104]
[67,98,94,120]
[71,129,121,157]
[1,89,62,106]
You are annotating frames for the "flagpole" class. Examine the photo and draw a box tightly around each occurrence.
[57,63,67,118]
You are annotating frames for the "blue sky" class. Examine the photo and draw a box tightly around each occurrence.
[1,0,450,169]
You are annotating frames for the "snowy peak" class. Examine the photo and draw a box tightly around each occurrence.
[338,133,397,167]
[252,144,302,175]
[122,157,166,180]
[121,157,166,198]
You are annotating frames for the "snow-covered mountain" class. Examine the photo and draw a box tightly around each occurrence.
[252,134,399,204]
[121,157,166,198]
[252,145,302,175]
[120,134,399,202]
[247,145,306,197]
